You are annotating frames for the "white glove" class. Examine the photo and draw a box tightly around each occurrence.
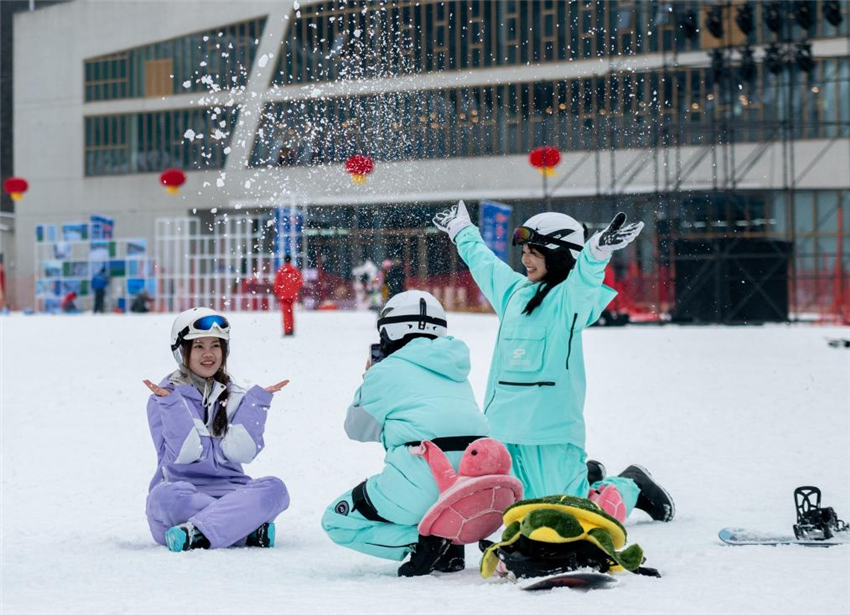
[589,212,644,260]
[433,200,473,242]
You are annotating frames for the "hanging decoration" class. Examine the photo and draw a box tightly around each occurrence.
[529,146,562,176]
[2,177,29,201]
[159,168,187,195]
[344,155,375,185]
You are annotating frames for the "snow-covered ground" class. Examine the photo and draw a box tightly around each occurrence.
[2,311,849,614]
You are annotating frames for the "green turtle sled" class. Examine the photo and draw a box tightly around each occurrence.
[479,495,660,590]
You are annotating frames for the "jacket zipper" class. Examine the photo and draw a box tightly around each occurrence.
[498,381,555,387]
[565,312,578,370]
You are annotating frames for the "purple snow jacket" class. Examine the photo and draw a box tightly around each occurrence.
[147,370,273,497]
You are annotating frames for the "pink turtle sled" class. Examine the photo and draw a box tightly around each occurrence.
[410,438,523,545]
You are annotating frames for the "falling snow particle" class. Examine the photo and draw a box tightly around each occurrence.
[258,54,270,68]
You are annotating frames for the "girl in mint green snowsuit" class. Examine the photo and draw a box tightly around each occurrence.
[434,205,642,511]
[321,330,489,562]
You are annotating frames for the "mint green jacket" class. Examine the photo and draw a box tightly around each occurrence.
[455,225,616,447]
[344,336,490,524]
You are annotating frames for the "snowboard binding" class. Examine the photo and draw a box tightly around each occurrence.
[792,486,849,541]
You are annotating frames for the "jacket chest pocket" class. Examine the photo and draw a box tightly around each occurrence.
[501,326,546,373]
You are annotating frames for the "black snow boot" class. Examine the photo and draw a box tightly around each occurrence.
[434,543,465,573]
[586,459,607,485]
[618,465,675,522]
[398,535,451,577]
[165,523,211,552]
[245,522,275,548]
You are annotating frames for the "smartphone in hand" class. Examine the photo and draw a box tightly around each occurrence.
[370,343,386,365]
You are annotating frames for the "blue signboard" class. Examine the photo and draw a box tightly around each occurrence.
[274,206,304,268]
[90,214,115,240]
[479,201,513,263]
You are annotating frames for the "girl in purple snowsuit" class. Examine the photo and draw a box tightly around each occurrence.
[144,307,290,552]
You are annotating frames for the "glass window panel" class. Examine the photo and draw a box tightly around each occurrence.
[841,191,850,235]
[817,192,839,233]
[795,192,815,233]
[771,191,788,236]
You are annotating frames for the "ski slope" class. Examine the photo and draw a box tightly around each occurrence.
[2,311,849,614]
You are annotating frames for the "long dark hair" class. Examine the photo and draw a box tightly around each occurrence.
[182,338,230,437]
[523,246,577,316]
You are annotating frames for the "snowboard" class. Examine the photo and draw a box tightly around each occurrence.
[516,571,618,591]
[718,527,850,547]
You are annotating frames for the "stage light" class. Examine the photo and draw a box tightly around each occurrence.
[735,3,755,36]
[763,2,783,33]
[677,9,699,41]
[706,5,724,39]
[823,1,844,27]
[792,1,813,31]
[765,43,784,74]
[795,42,814,73]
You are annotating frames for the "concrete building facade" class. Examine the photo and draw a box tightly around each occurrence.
[9,0,850,319]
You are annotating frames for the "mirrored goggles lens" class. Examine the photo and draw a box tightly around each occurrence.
[512,226,538,246]
[192,315,230,332]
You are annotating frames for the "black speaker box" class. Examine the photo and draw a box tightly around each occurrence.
[671,238,792,323]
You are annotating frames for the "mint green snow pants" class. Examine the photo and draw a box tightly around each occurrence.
[321,487,419,561]
[506,443,640,513]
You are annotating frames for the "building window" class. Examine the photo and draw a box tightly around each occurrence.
[272,1,849,86]
[84,16,267,102]
[254,56,845,167]
[85,107,238,176]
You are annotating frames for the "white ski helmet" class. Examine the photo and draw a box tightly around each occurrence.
[170,307,231,364]
[377,290,448,343]
[514,212,585,259]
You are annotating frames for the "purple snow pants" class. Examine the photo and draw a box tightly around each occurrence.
[146,477,289,548]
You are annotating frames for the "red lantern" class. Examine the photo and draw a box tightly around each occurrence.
[344,155,374,185]
[529,146,562,176]
[159,168,187,195]
[3,177,29,201]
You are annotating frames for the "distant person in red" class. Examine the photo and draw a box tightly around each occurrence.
[60,291,79,313]
[273,255,303,337]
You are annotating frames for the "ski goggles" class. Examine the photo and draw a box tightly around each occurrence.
[190,315,230,333]
[171,315,231,351]
[512,226,584,253]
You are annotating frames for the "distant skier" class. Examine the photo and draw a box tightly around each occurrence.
[60,290,79,313]
[322,290,490,576]
[130,289,152,313]
[274,255,303,336]
[91,268,109,314]
[433,202,674,523]
[384,259,407,298]
[143,307,290,552]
